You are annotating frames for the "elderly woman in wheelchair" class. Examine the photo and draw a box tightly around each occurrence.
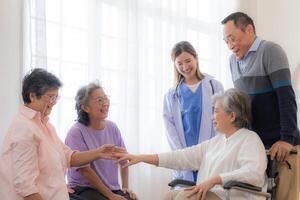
[116,88,267,200]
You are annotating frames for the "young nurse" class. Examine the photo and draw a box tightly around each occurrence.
[163,41,224,182]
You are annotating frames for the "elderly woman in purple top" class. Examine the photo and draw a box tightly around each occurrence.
[65,82,137,200]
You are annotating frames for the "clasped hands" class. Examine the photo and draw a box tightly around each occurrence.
[98,144,127,160]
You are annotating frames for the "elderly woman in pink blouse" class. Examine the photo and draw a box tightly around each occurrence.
[0,68,121,200]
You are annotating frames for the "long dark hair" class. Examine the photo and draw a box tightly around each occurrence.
[171,41,204,87]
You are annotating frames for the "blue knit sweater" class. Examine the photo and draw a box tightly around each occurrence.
[230,40,300,147]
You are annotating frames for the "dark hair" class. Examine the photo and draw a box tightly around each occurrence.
[221,12,256,34]
[171,41,204,85]
[212,88,252,129]
[22,68,62,103]
[75,82,102,126]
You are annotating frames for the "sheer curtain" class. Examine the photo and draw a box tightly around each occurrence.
[23,0,233,199]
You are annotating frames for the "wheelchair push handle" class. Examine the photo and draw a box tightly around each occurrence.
[265,148,297,156]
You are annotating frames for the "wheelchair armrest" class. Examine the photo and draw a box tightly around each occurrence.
[290,148,297,155]
[223,180,262,192]
[223,180,271,198]
[168,179,196,188]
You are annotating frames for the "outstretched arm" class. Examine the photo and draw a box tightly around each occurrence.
[117,153,159,168]
[71,144,126,167]
[118,144,204,171]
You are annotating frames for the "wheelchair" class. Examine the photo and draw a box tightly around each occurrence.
[168,149,297,200]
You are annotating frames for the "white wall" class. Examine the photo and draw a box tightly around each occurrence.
[0,0,22,145]
[239,0,300,126]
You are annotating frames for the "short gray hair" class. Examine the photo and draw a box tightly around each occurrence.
[212,88,252,128]
[22,68,62,103]
[75,81,102,125]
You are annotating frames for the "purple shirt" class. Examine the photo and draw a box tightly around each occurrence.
[65,121,125,190]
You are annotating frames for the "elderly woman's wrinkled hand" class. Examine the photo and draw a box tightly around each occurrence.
[184,176,219,200]
[113,153,140,168]
[98,144,127,160]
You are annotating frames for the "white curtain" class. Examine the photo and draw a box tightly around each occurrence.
[23,0,234,199]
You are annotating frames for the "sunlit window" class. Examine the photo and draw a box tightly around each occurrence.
[26,0,222,141]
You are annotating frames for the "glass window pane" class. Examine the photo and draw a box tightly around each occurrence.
[62,0,88,28]
[145,79,156,107]
[100,3,119,37]
[46,0,60,22]
[198,0,212,22]
[199,60,213,75]
[47,59,60,75]
[46,22,60,59]
[99,37,120,69]
[58,98,77,140]
[198,33,212,60]
[187,30,198,49]
[100,70,125,102]
[60,62,88,98]
[186,0,197,18]
[147,47,155,76]
[62,27,88,62]
[147,17,154,46]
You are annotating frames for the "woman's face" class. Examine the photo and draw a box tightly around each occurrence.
[84,88,110,121]
[30,88,59,117]
[213,100,235,134]
[174,51,198,81]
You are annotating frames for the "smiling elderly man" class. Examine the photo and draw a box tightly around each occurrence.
[221,12,300,200]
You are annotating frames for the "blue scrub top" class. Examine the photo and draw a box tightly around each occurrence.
[179,82,203,181]
[179,82,203,146]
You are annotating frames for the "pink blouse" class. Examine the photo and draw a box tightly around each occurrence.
[0,105,74,200]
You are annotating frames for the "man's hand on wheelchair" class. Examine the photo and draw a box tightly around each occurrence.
[270,141,293,162]
[184,176,221,200]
